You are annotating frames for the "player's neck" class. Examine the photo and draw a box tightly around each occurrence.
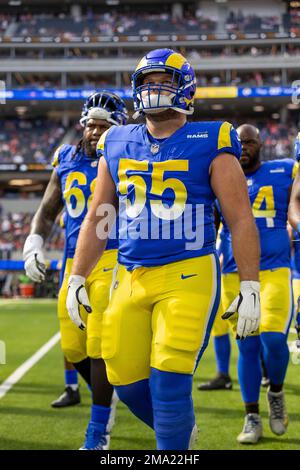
[146,113,186,139]
[243,161,262,175]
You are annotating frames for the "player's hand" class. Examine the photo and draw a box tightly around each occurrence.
[222,281,260,339]
[23,234,46,283]
[66,275,92,330]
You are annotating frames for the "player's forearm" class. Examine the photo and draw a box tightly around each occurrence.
[231,216,260,281]
[71,214,107,278]
[288,197,300,232]
[30,205,57,239]
[288,175,300,231]
[30,171,63,239]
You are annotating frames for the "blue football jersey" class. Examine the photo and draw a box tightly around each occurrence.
[52,144,118,259]
[218,159,298,273]
[292,229,300,280]
[97,121,241,270]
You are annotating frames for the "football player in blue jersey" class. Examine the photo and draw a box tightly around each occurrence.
[66,49,260,450]
[213,124,297,444]
[288,131,300,341]
[23,91,128,450]
[289,131,300,231]
[290,228,300,345]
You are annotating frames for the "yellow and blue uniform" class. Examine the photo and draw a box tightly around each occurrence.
[52,144,118,363]
[213,158,297,404]
[96,121,241,385]
[291,230,300,329]
[293,134,300,309]
[215,158,296,336]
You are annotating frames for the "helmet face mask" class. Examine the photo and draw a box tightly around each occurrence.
[132,49,196,119]
[80,91,129,127]
[137,69,181,115]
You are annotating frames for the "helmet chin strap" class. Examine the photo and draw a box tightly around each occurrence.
[142,93,174,109]
[133,91,188,120]
[132,92,175,119]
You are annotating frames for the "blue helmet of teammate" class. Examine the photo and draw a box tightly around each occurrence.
[80,91,129,127]
[131,48,196,119]
[295,133,300,162]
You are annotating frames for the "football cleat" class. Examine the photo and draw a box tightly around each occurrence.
[237,413,263,444]
[197,373,232,391]
[51,386,80,408]
[80,422,110,450]
[267,388,288,435]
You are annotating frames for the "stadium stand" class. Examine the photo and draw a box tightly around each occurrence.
[0,0,299,298]
[225,11,281,33]
[0,4,298,38]
[2,10,217,37]
[0,120,67,164]
[0,211,64,256]
[0,118,297,165]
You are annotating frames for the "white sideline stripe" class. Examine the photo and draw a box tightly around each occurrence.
[0,331,60,400]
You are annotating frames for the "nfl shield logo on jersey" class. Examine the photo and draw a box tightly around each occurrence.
[150,143,160,155]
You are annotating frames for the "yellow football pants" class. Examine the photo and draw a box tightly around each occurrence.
[293,278,300,310]
[101,254,221,386]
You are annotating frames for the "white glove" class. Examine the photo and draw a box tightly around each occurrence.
[23,234,46,283]
[222,281,260,339]
[66,275,92,330]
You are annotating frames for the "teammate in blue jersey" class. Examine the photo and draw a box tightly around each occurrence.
[291,229,300,345]
[214,124,297,444]
[23,91,128,450]
[288,131,300,340]
[66,48,260,450]
[289,132,300,232]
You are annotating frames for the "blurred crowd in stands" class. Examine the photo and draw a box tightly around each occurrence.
[253,120,298,161]
[0,211,64,258]
[225,10,280,33]
[3,44,300,61]
[0,120,66,164]
[0,118,297,167]
[0,5,299,38]
[1,9,216,38]
[8,68,299,89]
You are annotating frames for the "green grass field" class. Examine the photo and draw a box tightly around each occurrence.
[1,299,300,450]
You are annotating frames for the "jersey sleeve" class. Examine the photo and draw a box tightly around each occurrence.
[295,132,300,162]
[292,161,299,181]
[96,128,110,159]
[59,212,66,229]
[51,145,64,169]
[213,122,242,161]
